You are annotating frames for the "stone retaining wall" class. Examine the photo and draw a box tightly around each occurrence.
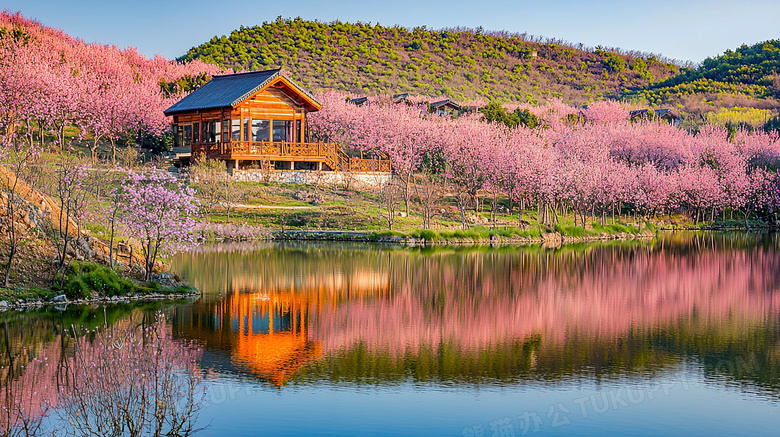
[231,170,393,189]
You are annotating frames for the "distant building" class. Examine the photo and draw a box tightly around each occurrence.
[429,99,462,116]
[392,93,410,104]
[629,109,680,126]
[348,96,368,106]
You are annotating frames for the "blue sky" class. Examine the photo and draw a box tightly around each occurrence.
[4,0,780,63]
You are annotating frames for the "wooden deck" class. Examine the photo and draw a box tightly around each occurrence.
[192,141,391,172]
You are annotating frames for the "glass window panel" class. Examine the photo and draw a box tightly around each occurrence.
[231,119,240,142]
[252,119,270,142]
[174,124,182,148]
[272,120,287,142]
[285,120,294,142]
[183,125,192,147]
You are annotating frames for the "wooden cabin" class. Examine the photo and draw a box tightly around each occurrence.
[164,69,389,172]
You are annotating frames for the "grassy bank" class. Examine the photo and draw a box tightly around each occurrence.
[0,261,198,308]
[193,180,663,243]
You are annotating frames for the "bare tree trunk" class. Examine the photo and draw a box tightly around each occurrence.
[3,238,15,288]
[491,191,498,229]
[518,198,525,228]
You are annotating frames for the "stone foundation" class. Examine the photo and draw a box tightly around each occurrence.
[231,169,393,189]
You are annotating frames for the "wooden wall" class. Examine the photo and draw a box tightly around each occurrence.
[172,82,309,142]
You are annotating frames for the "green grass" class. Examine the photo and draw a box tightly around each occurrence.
[591,223,640,234]
[54,261,137,299]
[194,181,704,243]
[554,224,588,237]
[0,286,56,302]
[49,261,195,300]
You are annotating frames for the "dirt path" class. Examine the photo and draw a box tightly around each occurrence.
[232,203,313,210]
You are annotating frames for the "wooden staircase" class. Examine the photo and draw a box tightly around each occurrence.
[320,143,390,172]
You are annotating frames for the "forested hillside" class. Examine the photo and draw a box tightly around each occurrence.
[179,17,680,105]
[625,40,780,128]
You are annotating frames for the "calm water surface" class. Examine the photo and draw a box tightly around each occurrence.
[2,232,780,436]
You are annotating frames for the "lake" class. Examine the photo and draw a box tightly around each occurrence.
[2,232,779,436]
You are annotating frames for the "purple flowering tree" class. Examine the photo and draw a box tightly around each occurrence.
[116,170,199,281]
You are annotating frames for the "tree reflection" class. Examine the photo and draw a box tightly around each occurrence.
[0,305,203,436]
[172,233,780,391]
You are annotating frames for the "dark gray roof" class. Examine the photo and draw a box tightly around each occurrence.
[393,93,409,103]
[629,108,679,119]
[430,99,461,111]
[164,69,321,116]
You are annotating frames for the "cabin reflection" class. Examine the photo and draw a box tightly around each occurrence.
[172,269,391,386]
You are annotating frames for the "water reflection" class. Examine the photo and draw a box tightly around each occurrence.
[2,234,779,436]
[171,234,780,392]
[0,303,185,434]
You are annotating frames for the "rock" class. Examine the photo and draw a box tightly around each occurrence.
[74,237,95,259]
[293,191,309,201]
[52,294,68,303]
[153,272,175,281]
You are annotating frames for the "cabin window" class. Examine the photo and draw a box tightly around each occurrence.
[273,120,293,142]
[203,121,219,143]
[173,124,182,148]
[252,119,270,141]
[222,120,229,142]
[192,122,200,144]
[231,119,240,142]
[182,124,192,147]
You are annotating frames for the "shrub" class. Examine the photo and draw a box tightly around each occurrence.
[412,229,439,241]
[57,261,136,298]
[554,224,587,237]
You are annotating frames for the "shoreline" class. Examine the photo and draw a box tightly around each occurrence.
[276,230,655,245]
[205,222,779,245]
[0,289,201,311]
[212,228,660,245]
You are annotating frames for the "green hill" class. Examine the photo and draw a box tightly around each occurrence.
[179,17,679,105]
[624,40,780,127]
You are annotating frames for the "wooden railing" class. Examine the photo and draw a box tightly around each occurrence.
[193,141,330,159]
[191,141,391,173]
[349,156,392,172]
